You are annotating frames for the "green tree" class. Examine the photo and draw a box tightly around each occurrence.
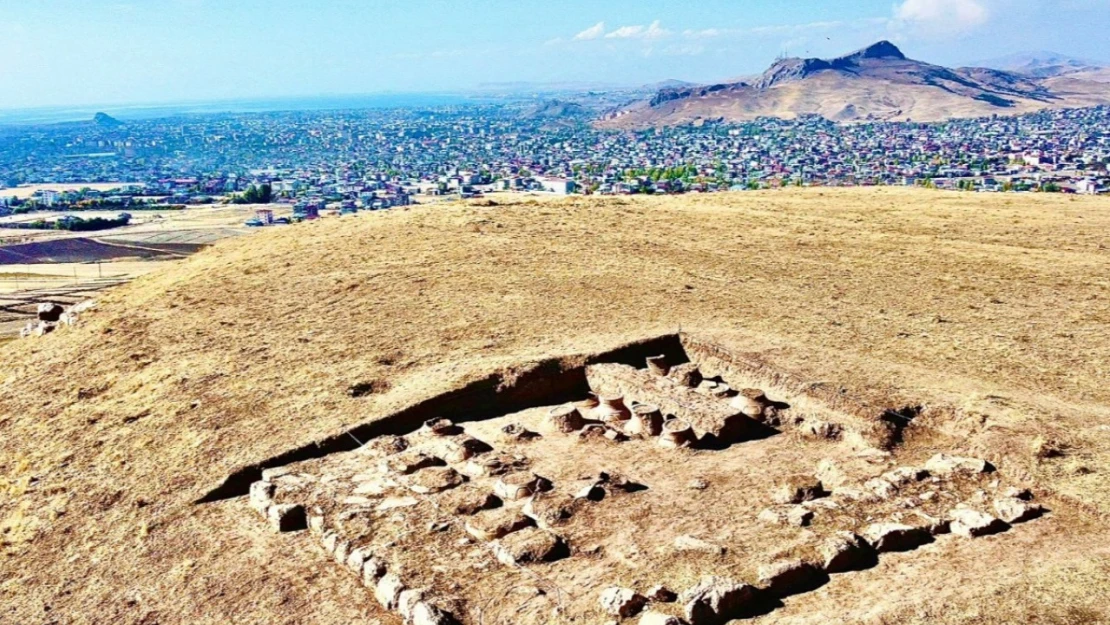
[234,183,274,204]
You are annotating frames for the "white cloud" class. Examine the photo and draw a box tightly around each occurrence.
[749,20,849,36]
[606,24,645,39]
[573,22,606,41]
[894,0,989,34]
[642,20,671,40]
[682,19,878,41]
[602,20,671,40]
[661,44,706,56]
[684,28,725,39]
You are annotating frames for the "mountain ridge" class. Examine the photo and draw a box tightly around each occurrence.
[598,41,1110,127]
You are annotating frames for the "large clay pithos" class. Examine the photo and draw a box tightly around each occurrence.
[592,394,632,424]
[544,405,585,434]
[659,418,696,448]
[576,394,600,415]
[668,363,703,388]
[627,403,664,437]
[646,355,669,377]
[731,388,769,418]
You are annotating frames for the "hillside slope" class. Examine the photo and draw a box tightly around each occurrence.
[2,189,1110,624]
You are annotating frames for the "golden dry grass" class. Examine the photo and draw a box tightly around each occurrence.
[0,188,1109,624]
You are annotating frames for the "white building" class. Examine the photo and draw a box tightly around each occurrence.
[40,190,59,207]
[539,177,576,195]
[1076,178,1101,195]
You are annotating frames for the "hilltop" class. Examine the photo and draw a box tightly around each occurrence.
[2,189,1110,624]
[599,41,1110,127]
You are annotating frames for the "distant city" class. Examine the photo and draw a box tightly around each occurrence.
[1,101,1108,228]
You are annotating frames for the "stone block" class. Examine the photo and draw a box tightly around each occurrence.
[815,459,850,489]
[600,587,648,618]
[640,612,685,625]
[437,484,501,515]
[757,559,823,597]
[522,492,584,530]
[863,523,931,552]
[864,477,898,500]
[820,532,875,574]
[379,450,445,475]
[266,504,306,533]
[249,481,275,515]
[771,475,824,504]
[881,467,929,486]
[398,589,427,621]
[405,466,465,494]
[345,546,372,573]
[925,454,994,477]
[361,557,386,587]
[647,586,677,603]
[357,435,409,458]
[375,572,405,610]
[993,497,1044,524]
[949,508,1008,538]
[465,508,534,542]
[757,505,813,527]
[37,303,64,322]
[461,454,528,478]
[800,420,842,440]
[332,539,350,565]
[491,527,567,565]
[412,601,459,625]
[681,577,757,625]
[493,471,550,501]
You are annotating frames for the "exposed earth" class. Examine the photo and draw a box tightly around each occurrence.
[2,188,1109,624]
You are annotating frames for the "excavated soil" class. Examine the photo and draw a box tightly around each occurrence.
[1,188,1110,624]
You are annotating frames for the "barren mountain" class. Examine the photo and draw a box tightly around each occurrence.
[3,189,1110,625]
[598,42,1110,128]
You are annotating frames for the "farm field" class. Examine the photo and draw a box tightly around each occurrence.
[1,188,1109,625]
[0,204,277,334]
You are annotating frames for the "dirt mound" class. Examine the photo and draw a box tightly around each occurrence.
[2,188,1110,624]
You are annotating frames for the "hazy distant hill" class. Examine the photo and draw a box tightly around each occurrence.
[520,100,590,119]
[598,42,1110,128]
[92,112,123,127]
[974,51,1107,78]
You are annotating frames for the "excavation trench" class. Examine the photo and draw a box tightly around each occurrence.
[197,333,689,503]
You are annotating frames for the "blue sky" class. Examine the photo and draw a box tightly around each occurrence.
[0,0,1107,109]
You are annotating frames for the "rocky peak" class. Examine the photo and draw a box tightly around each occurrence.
[848,41,906,61]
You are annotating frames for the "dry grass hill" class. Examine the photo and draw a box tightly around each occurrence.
[2,188,1110,624]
